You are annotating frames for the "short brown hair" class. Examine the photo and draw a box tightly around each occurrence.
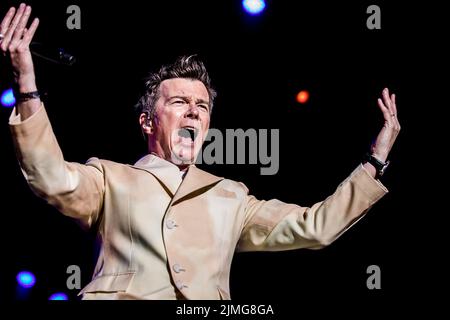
[135,55,217,121]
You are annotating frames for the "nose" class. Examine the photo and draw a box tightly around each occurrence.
[185,102,199,119]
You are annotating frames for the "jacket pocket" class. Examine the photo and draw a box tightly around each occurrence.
[78,272,135,295]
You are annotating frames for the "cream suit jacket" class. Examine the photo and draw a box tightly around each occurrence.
[9,104,388,300]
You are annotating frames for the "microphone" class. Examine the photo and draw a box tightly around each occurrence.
[30,42,76,66]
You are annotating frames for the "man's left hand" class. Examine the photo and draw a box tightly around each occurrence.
[371,87,401,162]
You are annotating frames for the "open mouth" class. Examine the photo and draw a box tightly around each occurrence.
[178,127,199,142]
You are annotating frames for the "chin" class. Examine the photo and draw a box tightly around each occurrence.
[170,146,197,165]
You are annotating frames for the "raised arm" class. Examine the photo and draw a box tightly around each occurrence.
[2,4,105,227]
[238,89,400,251]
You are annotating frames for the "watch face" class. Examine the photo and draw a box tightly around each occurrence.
[380,161,390,176]
[365,154,389,177]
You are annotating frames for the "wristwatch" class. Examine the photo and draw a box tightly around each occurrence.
[16,91,41,103]
[363,153,390,179]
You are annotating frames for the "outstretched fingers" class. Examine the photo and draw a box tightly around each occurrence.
[378,88,400,131]
[1,4,26,49]
[377,94,392,121]
[10,5,32,51]
[1,7,16,34]
[19,17,38,48]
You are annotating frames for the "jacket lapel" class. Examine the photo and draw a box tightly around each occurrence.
[130,154,224,203]
[130,154,183,197]
[172,165,223,205]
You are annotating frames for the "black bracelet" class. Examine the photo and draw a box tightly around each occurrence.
[363,153,390,179]
[16,91,41,103]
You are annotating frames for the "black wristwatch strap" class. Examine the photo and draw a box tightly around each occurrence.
[364,153,390,179]
[16,91,41,103]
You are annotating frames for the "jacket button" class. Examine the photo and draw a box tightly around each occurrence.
[166,219,176,229]
[175,280,188,290]
[173,264,185,273]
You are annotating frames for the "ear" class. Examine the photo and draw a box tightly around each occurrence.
[139,113,153,135]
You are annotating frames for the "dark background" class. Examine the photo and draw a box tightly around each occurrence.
[0,0,442,310]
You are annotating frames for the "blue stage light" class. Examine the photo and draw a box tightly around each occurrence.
[16,271,36,288]
[1,88,16,108]
[49,292,69,300]
[242,0,266,15]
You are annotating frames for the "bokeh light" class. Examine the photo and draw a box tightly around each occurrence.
[296,90,310,104]
[16,271,36,288]
[242,0,266,15]
[49,292,69,300]
[1,88,16,108]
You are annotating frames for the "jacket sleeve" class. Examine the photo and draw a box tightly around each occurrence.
[9,104,105,227]
[236,165,388,251]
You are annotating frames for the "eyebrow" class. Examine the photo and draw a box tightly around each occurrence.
[168,95,210,105]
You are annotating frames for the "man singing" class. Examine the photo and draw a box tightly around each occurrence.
[1,4,400,299]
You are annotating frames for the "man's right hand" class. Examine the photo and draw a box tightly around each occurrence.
[1,3,40,118]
